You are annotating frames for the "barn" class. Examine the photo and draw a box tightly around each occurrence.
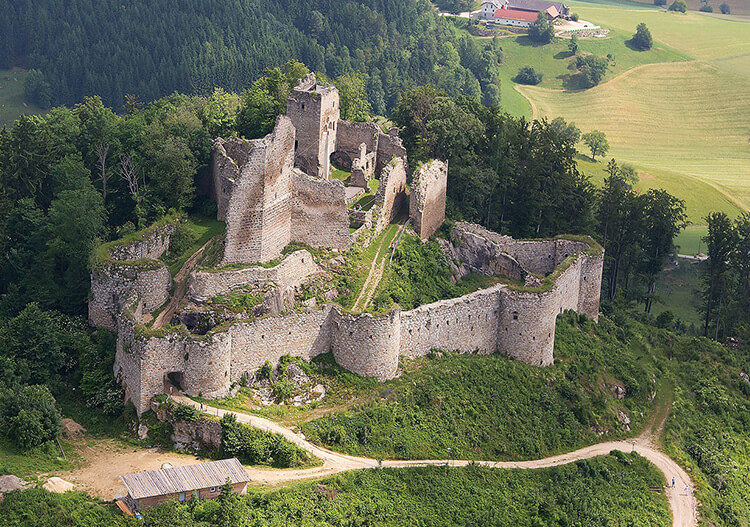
[119,458,251,511]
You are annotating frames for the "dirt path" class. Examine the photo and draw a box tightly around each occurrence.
[153,238,214,328]
[49,439,202,500]
[352,227,397,312]
[175,396,697,526]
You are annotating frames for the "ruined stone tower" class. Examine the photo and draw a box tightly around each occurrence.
[213,116,296,265]
[286,73,340,179]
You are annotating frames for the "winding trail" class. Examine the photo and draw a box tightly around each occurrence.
[174,395,697,526]
[152,238,214,328]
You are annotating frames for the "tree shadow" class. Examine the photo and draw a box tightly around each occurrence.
[514,35,549,48]
[557,72,585,90]
[624,38,646,52]
[553,50,575,60]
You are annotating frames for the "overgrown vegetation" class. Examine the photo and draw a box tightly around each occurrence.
[0,453,670,526]
[302,311,657,460]
[219,413,316,468]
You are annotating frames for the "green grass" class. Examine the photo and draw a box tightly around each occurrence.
[493,27,687,117]
[162,216,225,275]
[651,258,704,327]
[576,157,744,226]
[0,68,43,126]
[0,438,77,478]
[488,1,750,225]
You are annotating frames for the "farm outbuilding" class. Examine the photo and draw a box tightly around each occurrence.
[119,458,251,511]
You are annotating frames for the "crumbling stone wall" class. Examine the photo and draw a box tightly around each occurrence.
[187,250,320,304]
[290,171,351,251]
[112,220,603,416]
[217,117,295,265]
[350,143,377,189]
[376,129,408,175]
[400,286,502,359]
[331,308,401,381]
[334,121,379,168]
[409,160,447,240]
[286,73,340,179]
[89,222,175,330]
[229,308,334,383]
[333,120,407,177]
[373,158,407,232]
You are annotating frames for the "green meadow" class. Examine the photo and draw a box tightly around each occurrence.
[0,68,42,126]
[486,1,750,242]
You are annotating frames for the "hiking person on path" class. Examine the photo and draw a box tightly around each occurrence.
[672,477,676,488]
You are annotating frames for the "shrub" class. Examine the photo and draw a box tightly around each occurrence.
[568,34,579,55]
[259,360,273,380]
[168,221,193,256]
[570,12,580,21]
[719,2,730,13]
[272,378,294,402]
[699,4,713,11]
[0,385,62,450]
[631,23,653,51]
[576,54,609,87]
[515,66,544,85]
[220,412,313,467]
[172,402,200,422]
[668,0,687,11]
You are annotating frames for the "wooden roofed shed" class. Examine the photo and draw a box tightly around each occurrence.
[119,458,251,511]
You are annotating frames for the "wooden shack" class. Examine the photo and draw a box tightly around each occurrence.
[119,458,251,511]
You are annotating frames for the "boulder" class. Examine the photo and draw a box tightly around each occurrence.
[43,477,75,493]
[0,475,29,494]
[61,418,87,440]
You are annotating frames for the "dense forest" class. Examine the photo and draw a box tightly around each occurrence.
[1,0,501,112]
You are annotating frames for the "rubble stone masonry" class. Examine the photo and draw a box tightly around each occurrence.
[113,221,602,415]
[217,117,295,265]
[409,160,447,240]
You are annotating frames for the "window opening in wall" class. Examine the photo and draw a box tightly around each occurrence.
[512,312,518,320]
[179,493,186,502]
[301,103,305,111]
[210,487,216,493]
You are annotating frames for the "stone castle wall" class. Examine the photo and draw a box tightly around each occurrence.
[218,117,295,265]
[331,308,401,381]
[89,223,175,330]
[409,160,447,240]
[186,250,320,304]
[290,171,351,251]
[376,129,408,175]
[400,286,502,358]
[334,121,380,168]
[117,224,603,416]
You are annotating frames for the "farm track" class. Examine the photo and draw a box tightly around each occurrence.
[174,395,697,527]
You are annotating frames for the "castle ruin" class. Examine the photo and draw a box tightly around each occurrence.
[90,75,604,416]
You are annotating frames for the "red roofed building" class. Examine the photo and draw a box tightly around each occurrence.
[492,7,543,27]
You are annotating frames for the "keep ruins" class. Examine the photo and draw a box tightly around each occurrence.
[89,74,604,415]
